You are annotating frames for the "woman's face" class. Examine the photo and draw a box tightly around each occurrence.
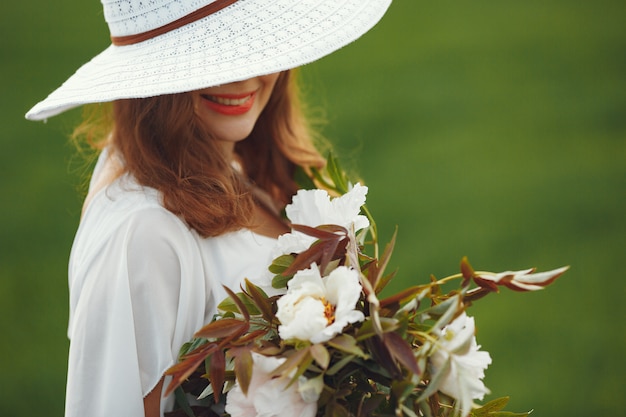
[192,73,281,152]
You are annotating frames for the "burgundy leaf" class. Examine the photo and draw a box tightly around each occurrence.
[383,331,421,377]
[460,256,475,287]
[291,223,348,240]
[194,318,248,339]
[208,349,226,403]
[230,347,253,396]
[164,346,216,396]
[244,279,274,322]
[379,285,425,308]
[223,285,250,321]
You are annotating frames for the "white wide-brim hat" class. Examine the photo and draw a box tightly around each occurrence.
[26,0,392,121]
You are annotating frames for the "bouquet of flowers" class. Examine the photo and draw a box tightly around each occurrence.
[164,156,567,417]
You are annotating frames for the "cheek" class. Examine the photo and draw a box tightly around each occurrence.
[262,73,281,86]
[260,73,281,101]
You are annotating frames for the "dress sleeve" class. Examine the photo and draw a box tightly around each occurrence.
[65,206,206,417]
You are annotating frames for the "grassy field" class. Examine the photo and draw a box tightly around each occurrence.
[1,0,624,416]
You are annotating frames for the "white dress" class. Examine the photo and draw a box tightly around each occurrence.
[65,153,277,417]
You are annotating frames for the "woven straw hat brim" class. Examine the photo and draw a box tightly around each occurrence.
[26,0,391,121]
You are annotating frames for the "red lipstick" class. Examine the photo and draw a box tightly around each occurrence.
[201,91,256,116]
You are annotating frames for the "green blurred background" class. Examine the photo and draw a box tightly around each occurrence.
[1,0,624,416]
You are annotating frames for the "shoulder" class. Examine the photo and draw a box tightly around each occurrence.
[68,176,208,321]
[71,175,200,270]
[88,174,187,233]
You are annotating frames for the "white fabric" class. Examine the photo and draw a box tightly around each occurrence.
[25,0,392,121]
[66,153,277,416]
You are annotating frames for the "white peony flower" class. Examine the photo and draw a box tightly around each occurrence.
[225,352,318,417]
[276,183,369,255]
[430,313,492,417]
[276,264,365,344]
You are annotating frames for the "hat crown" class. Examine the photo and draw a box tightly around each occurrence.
[103,0,217,37]
[27,0,392,121]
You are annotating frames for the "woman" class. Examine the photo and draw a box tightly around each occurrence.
[26,1,391,416]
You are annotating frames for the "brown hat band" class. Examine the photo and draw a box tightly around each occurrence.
[111,0,239,46]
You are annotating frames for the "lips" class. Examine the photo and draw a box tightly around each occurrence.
[201,91,256,115]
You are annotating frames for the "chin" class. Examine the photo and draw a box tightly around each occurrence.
[208,128,254,146]
[218,129,255,143]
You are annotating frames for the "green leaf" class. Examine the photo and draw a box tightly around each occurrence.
[293,165,317,190]
[472,410,532,417]
[415,356,451,404]
[309,167,334,191]
[391,380,415,405]
[326,153,349,194]
[268,254,295,275]
[174,386,197,417]
[178,337,208,358]
[326,354,356,376]
[310,343,331,369]
[272,273,293,289]
[418,294,462,331]
[289,352,315,388]
[474,397,510,414]
[421,294,459,318]
[432,295,462,331]
[217,292,261,316]
[372,227,397,292]
[271,347,311,378]
[359,203,378,249]
[356,317,399,341]
[417,400,435,417]
[470,398,532,417]
[359,393,386,416]
[308,152,349,193]
[327,334,368,358]
[223,285,251,321]
[400,404,421,417]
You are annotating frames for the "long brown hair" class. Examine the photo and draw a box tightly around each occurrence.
[75,70,326,237]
